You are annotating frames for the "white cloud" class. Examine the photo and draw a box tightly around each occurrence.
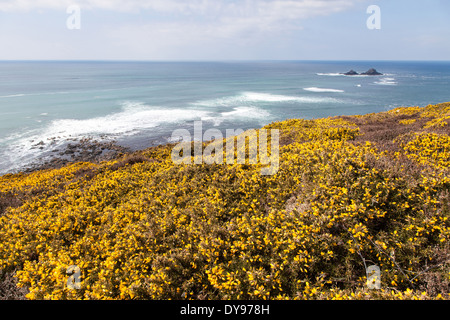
[100,0,361,46]
[0,0,366,60]
[0,0,363,38]
[0,0,360,17]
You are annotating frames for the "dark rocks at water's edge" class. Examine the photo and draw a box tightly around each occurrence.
[24,138,131,173]
[362,68,383,76]
[343,68,383,76]
[344,69,359,76]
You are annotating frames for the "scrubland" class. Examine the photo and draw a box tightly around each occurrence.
[0,103,449,300]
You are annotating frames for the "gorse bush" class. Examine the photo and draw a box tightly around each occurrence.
[0,103,449,300]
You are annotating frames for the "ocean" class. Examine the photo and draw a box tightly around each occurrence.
[1,60,449,175]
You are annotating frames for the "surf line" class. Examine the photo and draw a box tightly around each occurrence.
[170,121,279,176]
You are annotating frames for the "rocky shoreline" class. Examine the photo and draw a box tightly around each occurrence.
[23,137,131,173]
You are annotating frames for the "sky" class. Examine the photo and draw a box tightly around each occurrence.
[0,0,449,61]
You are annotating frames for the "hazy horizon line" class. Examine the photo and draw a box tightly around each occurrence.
[1,59,450,63]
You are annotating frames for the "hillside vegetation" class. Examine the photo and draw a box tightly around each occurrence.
[1,103,449,300]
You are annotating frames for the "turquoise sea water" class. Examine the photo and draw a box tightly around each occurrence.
[0,60,449,174]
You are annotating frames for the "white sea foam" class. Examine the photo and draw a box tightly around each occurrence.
[0,101,274,174]
[374,78,398,86]
[220,106,270,118]
[303,87,344,93]
[201,106,271,126]
[193,91,341,107]
[240,92,305,102]
[0,102,213,174]
[43,102,210,138]
[317,73,370,78]
[0,91,70,99]
[242,91,342,103]
[316,73,343,77]
[0,94,26,98]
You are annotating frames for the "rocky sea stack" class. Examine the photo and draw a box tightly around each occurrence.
[344,69,359,75]
[362,68,383,75]
[343,68,383,76]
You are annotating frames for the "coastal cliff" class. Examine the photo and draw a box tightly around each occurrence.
[1,102,449,300]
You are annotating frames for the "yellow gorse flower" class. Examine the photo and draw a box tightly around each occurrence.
[0,103,449,300]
